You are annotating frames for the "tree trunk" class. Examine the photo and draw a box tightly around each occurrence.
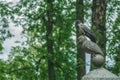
[46,0,56,80]
[92,0,106,54]
[76,0,85,80]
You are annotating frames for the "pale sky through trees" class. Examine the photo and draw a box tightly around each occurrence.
[0,0,92,74]
[0,0,114,73]
[0,20,23,60]
[0,0,20,60]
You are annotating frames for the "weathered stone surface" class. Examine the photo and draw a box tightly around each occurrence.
[92,54,105,67]
[82,68,120,80]
[82,40,103,55]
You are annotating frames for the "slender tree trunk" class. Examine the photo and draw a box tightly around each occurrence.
[76,0,85,80]
[92,0,106,54]
[46,0,56,80]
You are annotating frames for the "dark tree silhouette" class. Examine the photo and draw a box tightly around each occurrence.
[76,0,85,80]
[46,0,56,80]
[92,0,107,54]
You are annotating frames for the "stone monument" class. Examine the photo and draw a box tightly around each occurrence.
[76,21,120,80]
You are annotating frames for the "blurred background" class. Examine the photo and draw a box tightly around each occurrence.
[0,0,120,80]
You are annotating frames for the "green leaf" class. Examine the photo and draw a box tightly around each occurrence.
[0,44,3,51]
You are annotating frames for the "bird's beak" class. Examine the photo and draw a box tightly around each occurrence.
[75,20,80,28]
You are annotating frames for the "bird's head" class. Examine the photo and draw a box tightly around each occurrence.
[75,20,81,28]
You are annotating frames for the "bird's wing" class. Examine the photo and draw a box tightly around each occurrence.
[81,25,96,43]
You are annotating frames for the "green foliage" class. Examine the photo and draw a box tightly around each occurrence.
[0,1,13,41]
[0,43,3,51]
[0,0,77,79]
[0,0,120,79]
[106,0,120,76]
[107,13,120,75]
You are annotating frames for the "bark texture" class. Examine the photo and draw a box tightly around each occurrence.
[76,0,85,80]
[46,0,56,80]
[92,0,107,54]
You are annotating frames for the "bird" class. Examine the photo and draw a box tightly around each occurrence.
[78,35,104,56]
[75,20,96,43]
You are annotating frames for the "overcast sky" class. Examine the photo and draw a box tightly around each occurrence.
[0,0,20,60]
[0,21,23,60]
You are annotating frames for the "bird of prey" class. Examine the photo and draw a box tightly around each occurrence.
[78,35,104,56]
[75,20,96,43]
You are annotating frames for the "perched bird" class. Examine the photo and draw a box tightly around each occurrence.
[78,35,104,56]
[75,20,96,43]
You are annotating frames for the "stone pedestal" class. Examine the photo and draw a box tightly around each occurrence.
[82,68,120,80]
